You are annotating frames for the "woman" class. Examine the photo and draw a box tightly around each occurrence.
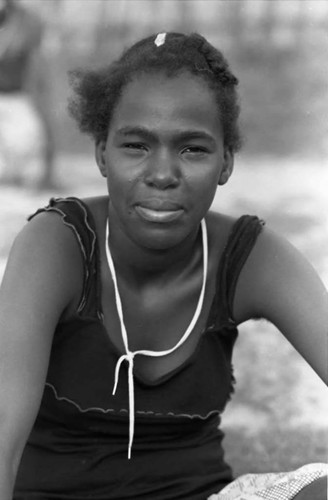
[0,32,327,499]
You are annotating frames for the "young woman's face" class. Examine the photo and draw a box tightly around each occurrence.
[96,72,233,250]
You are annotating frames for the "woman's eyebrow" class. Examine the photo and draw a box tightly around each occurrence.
[115,126,155,141]
[116,126,216,145]
[175,130,216,146]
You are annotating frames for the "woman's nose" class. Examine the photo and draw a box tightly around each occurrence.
[144,149,180,189]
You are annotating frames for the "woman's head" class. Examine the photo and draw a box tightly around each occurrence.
[68,32,242,154]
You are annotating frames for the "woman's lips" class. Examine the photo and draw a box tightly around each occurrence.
[135,205,184,223]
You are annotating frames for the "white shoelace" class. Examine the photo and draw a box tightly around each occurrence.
[105,219,208,458]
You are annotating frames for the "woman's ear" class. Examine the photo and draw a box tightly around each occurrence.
[95,140,107,178]
[218,148,234,185]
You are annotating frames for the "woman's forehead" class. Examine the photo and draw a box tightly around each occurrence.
[122,71,215,101]
[110,72,222,133]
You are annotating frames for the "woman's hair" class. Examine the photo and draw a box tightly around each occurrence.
[68,32,242,152]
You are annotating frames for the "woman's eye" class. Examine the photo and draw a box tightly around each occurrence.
[182,146,208,155]
[122,143,147,151]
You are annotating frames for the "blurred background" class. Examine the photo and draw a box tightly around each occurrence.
[0,0,327,474]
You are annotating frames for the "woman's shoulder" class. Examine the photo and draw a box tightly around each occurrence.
[21,194,108,276]
[27,195,108,239]
[24,194,109,283]
[3,205,85,321]
[14,195,109,319]
[206,210,289,285]
[23,199,88,273]
[206,210,264,248]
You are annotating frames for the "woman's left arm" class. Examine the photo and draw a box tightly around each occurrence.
[234,226,328,385]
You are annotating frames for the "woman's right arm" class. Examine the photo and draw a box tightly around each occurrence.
[0,213,83,499]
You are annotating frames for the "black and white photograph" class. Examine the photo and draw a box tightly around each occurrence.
[0,1,327,499]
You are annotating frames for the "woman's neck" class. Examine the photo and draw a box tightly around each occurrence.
[106,213,202,283]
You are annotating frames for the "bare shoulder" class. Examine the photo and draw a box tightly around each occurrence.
[233,224,328,325]
[2,209,84,319]
[233,224,328,383]
[16,209,83,268]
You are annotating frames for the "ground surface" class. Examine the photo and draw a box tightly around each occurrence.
[0,154,327,474]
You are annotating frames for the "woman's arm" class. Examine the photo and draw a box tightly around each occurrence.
[234,226,328,384]
[0,213,83,498]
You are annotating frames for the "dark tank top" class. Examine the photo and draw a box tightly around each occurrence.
[14,197,264,500]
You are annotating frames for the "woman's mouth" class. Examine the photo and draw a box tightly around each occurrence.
[135,204,184,223]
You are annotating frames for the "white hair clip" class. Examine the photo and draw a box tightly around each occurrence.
[154,33,166,47]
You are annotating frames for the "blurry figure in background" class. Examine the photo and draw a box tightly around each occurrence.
[0,0,55,189]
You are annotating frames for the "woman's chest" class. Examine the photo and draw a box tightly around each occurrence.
[99,253,220,382]
[46,314,237,422]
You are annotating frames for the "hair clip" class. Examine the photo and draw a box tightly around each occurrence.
[154,33,166,47]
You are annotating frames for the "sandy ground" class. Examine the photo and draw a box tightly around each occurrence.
[0,154,327,438]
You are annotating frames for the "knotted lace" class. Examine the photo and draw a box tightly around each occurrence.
[105,219,208,459]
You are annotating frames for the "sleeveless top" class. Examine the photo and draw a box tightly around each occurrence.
[14,197,264,500]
